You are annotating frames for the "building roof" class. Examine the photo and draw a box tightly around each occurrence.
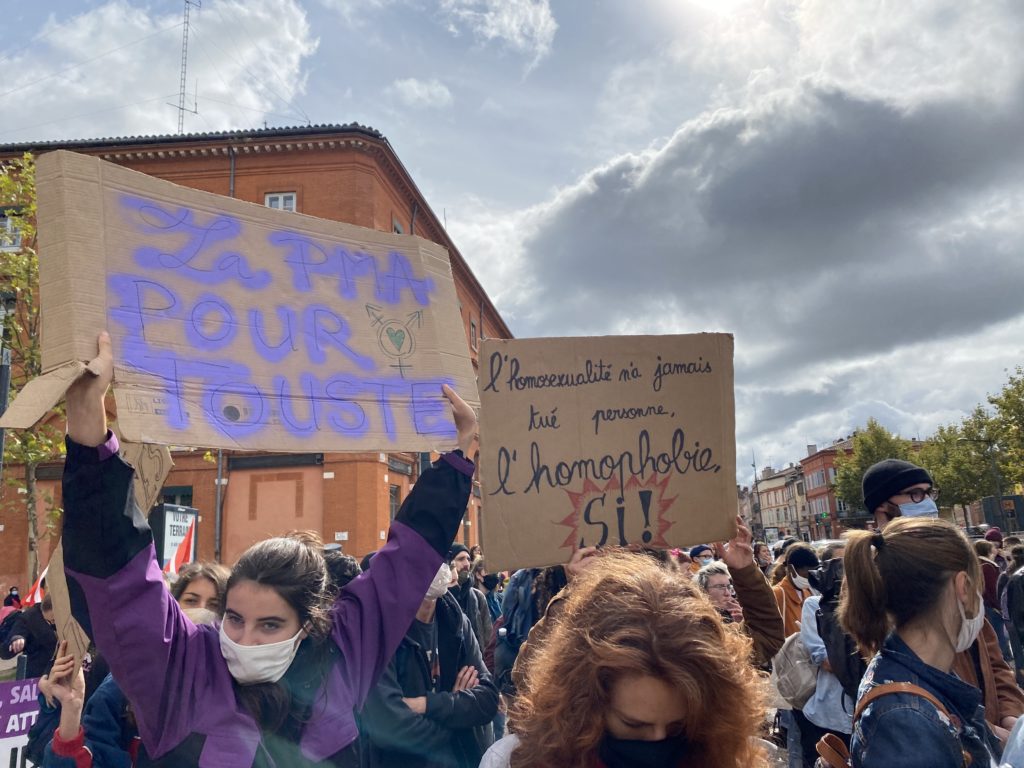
[0,123,386,154]
[0,123,513,340]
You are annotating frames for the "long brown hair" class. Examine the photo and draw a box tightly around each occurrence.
[227,534,333,731]
[509,552,765,768]
[170,561,230,609]
[839,517,980,657]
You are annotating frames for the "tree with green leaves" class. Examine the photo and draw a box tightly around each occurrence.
[833,418,912,514]
[1,152,64,582]
[989,365,1024,492]
[916,409,995,516]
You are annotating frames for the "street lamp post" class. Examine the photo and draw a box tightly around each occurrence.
[751,452,763,539]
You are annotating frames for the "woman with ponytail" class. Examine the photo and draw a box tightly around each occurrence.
[839,518,1002,767]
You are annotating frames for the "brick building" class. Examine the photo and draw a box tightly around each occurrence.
[754,465,808,543]
[0,124,511,587]
[799,440,855,537]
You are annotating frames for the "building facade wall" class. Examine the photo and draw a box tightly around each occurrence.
[800,441,855,538]
[0,127,509,582]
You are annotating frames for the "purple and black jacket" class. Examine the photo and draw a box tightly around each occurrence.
[61,434,473,767]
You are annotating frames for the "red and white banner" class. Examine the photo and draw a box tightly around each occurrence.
[21,564,48,606]
[163,517,196,577]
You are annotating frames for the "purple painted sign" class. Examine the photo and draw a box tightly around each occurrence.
[0,677,40,756]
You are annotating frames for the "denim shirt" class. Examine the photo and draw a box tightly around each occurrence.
[852,633,1001,768]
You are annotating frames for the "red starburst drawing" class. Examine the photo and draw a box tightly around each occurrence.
[559,473,677,552]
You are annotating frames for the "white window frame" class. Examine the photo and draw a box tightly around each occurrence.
[0,216,22,251]
[264,192,297,212]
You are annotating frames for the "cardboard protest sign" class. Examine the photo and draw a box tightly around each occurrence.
[44,543,91,677]
[115,434,174,512]
[478,335,736,570]
[0,677,40,760]
[0,150,476,452]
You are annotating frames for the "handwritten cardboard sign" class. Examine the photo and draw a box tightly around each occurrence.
[0,150,476,452]
[478,335,736,570]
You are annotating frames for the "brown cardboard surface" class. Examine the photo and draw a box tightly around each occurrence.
[117,436,174,513]
[0,362,86,429]
[46,542,91,676]
[18,150,477,452]
[478,335,737,571]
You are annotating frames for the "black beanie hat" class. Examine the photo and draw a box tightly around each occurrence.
[448,543,470,561]
[862,459,932,513]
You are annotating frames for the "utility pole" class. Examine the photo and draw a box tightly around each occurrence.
[751,451,763,539]
[176,1,201,134]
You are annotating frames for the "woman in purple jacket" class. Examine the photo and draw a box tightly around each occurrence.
[61,332,477,768]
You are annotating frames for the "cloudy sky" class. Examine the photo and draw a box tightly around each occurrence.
[3,0,1023,482]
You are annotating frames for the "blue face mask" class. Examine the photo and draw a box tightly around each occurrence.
[898,498,938,518]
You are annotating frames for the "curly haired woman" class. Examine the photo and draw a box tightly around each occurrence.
[481,551,766,768]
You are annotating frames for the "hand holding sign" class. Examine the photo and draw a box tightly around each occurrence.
[46,640,88,743]
[66,330,113,448]
[44,641,84,708]
[442,383,478,458]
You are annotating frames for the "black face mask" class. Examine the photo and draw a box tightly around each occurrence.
[599,733,687,768]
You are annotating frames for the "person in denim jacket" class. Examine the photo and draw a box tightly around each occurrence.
[839,517,1003,767]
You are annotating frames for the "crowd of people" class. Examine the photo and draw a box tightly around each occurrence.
[1,332,1024,766]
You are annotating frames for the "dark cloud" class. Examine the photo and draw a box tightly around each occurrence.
[737,379,853,438]
[513,83,1024,358]
[490,76,1024,468]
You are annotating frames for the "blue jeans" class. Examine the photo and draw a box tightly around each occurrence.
[987,606,1014,662]
[781,709,802,768]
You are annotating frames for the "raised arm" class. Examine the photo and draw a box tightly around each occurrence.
[332,384,477,707]
[720,516,785,664]
[61,332,216,756]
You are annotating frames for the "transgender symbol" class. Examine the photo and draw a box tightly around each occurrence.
[366,304,423,378]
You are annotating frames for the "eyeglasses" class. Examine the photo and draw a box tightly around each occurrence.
[707,583,735,593]
[900,487,940,503]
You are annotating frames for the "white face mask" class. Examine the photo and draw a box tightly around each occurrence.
[790,567,811,592]
[954,591,985,653]
[426,563,452,600]
[218,622,304,684]
[897,498,939,519]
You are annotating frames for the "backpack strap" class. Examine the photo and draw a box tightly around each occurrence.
[853,682,956,724]
[815,733,850,768]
